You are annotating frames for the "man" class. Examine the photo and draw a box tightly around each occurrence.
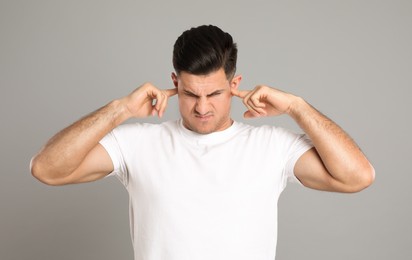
[31,25,375,260]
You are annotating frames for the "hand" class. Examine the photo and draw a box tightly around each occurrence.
[122,82,177,118]
[231,85,297,118]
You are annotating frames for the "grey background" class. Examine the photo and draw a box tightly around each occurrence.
[1,0,411,259]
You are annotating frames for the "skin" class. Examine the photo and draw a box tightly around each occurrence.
[171,69,241,134]
[31,68,374,192]
[30,83,177,185]
[231,85,375,192]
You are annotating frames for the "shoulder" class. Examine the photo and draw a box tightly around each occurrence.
[113,120,179,134]
[235,121,292,137]
[234,121,310,147]
[104,120,180,146]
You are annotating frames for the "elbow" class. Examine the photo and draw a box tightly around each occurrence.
[359,163,376,191]
[347,163,376,193]
[30,156,65,186]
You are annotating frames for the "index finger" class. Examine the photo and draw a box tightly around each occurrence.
[163,88,178,97]
[231,88,250,98]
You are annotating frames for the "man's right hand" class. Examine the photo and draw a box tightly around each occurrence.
[31,83,177,186]
[121,83,177,119]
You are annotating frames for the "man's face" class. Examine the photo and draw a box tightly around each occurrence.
[172,68,242,134]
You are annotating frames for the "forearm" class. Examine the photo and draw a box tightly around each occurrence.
[31,99,130,179]
[288,97,374,186]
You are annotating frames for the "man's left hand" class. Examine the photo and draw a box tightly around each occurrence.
[231,85,298,118]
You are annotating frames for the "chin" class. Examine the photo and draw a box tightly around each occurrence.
[191,125,215,135]
[195,128,215,135]
[185,122,215,135]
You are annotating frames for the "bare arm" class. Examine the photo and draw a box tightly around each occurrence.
[232,85,375,193]
[289,97,375,192]
[31,83,177,186]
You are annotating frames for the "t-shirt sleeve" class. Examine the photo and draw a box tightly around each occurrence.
[283,133,313,185]
[99,129,129,187]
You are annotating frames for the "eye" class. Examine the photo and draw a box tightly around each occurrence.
[207,92,222,97]
[184,91,198,98]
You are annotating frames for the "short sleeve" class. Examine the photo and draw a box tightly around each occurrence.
[282,133,313,185]
[99,130,129,186]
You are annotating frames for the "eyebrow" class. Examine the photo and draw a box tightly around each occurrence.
[182,89,225,98]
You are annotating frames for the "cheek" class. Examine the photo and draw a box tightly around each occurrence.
[178,97,194,112]
[213,95,232,111]
[220,94,232,106]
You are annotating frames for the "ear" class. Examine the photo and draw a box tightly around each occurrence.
[230,74,242,90]
[171,72,178,88]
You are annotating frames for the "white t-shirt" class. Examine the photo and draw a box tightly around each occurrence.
[100,119,313,260]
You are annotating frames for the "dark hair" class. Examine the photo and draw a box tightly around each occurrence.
[173,25,238,79]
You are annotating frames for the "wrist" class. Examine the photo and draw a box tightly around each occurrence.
[108,98,133,126]
[286,96,309,119]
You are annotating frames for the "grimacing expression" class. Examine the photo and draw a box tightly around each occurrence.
[172,68,242,134]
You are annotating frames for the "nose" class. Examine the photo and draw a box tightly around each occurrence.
[194,97,210,115]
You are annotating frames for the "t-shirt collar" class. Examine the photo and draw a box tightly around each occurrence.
[178,118,239,146]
